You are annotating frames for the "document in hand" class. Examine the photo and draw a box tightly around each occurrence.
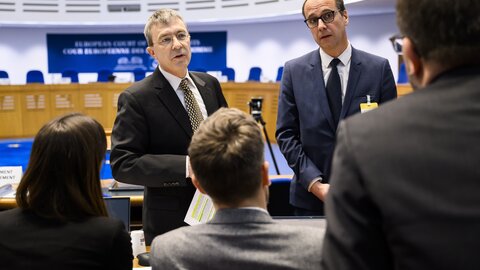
[184,189,215,225]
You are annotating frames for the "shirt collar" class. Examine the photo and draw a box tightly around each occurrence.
[237,207,269,214]
[320,41,352,69]
[157,65,193,90]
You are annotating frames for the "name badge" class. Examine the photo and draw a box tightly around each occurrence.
[360,95,378,113]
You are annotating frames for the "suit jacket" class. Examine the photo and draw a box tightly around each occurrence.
[322,66,480,270]
[110,68,227,244]
[150,208,324,270]
[0,208,132,270]
[276,47,397,211]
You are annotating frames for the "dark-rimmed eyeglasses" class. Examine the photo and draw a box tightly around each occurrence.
[304,10,341,28]
[389,34,404,54]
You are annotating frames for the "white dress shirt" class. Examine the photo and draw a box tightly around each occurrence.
[319,42,352,104]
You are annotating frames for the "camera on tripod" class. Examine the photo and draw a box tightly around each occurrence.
[248,97,263,120]
[247,96,280,175]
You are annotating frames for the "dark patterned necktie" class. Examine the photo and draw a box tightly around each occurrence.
[180,78,204,131]
[326,58,342,128]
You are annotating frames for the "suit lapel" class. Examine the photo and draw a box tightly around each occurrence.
[309,51,336,131]
[341,47,361,119]
[152,68,193,138]
[190,72,216,115]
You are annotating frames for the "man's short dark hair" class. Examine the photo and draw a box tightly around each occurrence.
[302,0,345,19]
[188,108,264,205]
[397,0,480,66]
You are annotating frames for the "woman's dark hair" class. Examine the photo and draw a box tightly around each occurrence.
[16,113,108,221]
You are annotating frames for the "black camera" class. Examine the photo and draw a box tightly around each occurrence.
[248,97,263,119]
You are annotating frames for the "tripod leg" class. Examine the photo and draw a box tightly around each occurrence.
[263,125,280,175]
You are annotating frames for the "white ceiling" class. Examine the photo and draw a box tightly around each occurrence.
[0,0,396,27]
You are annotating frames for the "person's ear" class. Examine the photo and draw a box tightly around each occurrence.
[342,10,349,26]
[191,174,207,194]
[261,161,271,187]
[146,46,155,58]
[403,37,422,78]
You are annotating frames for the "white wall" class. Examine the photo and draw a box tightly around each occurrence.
[0,12,399,84]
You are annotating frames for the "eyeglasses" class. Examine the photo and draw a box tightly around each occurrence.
[304,10,341,28]
[389,34,404,54]
[155,31,190,47]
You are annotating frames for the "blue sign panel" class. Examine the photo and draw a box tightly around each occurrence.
[47,32,226,73]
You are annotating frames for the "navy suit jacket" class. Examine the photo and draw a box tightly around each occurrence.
[276,47,397,211]
[110,68,227,243]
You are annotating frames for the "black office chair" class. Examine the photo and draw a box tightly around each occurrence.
[247,67,262,81]
[221,67,235,81]
[267,177,295,216]
[133,68,145,82]
[61,70,79,83]
[276,66,284,82]
[26,70,45,84]
[97,69,113,82]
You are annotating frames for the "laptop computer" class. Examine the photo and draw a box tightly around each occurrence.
[104,197,131,232]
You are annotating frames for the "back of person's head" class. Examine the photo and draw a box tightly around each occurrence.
[396,0,480,67]
[16,113,108,221]
[144,8,184,46]
[188,108,265,205]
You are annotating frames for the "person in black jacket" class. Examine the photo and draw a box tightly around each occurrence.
[0,113,133,270]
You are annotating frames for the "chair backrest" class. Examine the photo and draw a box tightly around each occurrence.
[61,70,79,83]
[133,69,145,82]
[97,69,113,82]
[221,67,235,81]
[26,70,44,84]
[248,67,262,81]
[276,66,284,82]
[267,177,295,216]
[0,70,8,79]
[397,62,408,84]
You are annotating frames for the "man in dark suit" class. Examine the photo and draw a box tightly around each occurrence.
[276,0,397,215]
[322,0,480,269]
[150,108,324,270]
[110,8,227,244]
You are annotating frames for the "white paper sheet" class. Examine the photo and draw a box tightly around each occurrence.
[184,189,216,225]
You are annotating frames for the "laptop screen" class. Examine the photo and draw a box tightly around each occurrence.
[104,197,131,232]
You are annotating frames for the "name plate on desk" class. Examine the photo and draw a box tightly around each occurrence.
[0,166,22,185]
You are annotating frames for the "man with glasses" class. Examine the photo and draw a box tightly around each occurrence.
[110,8,227,244]
[276,0,397,216]
[322,0,480,269]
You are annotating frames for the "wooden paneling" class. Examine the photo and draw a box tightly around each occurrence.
[0,83,413,139]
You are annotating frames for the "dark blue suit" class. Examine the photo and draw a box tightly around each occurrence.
[276,47,397,212]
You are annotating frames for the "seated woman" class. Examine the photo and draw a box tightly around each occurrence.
[0,113,133,269]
